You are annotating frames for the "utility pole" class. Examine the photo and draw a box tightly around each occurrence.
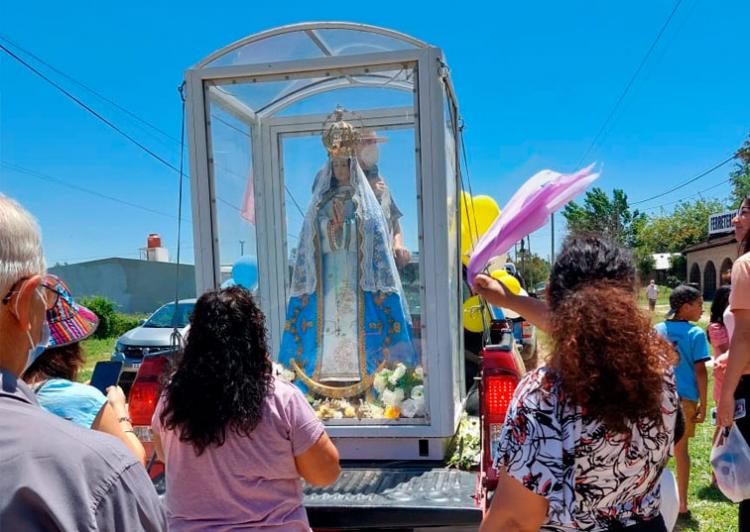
[551,213,555,263]
[239,240,245,256]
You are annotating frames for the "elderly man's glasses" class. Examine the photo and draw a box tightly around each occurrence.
[1,276,59,311]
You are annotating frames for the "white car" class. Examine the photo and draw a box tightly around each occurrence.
[111,299,195,373]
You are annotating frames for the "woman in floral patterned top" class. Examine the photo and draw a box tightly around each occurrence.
[475,236,679,531]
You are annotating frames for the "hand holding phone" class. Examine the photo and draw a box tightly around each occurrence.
[90,361,123,395]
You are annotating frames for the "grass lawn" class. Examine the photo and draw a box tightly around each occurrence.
[78,337,117,383]
[672,368,737,531]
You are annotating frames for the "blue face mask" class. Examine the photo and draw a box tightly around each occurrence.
[15,287,50,373]
[24,321,50,372]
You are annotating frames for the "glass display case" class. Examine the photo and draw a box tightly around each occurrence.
[185,23,463,459]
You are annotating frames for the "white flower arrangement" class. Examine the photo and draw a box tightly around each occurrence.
[373,373,387,393]
[400,399,419,418]
[381,387,405,407]
[272,363,296,383]
[410,385,424,400]
[388,363,407,386]
[363,403,385,419]
[415,365,424,380]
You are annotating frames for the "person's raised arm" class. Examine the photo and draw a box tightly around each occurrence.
[473,273,551,333]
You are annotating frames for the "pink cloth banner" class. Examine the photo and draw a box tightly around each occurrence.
[240,171,255,225]
[467,165,600,284]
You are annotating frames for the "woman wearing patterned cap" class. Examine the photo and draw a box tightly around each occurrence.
[22,275,146,465]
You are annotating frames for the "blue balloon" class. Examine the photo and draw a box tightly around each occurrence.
[220,278,236,289]
[232,255,258,290]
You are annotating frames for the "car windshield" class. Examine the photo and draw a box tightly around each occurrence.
[143,303,194,328]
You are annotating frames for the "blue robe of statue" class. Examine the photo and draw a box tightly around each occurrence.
[278,158,417,399]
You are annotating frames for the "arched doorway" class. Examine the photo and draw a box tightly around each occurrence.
[690,263,701,287]
[721,257,733,285]
[704,261,717,300]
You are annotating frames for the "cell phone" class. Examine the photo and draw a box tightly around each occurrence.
[90,361,123,394]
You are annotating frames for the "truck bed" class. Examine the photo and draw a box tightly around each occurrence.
[304,462,482,529]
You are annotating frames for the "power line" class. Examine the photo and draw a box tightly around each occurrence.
[1,39,304,219]
[0,34,180,145]
[0,43,185,177]
[576,0,684,167]
[641,177,732,213]
[631,155,735,205]
[1,161,191,222]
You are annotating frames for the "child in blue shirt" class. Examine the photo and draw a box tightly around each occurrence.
[655,285,710,518]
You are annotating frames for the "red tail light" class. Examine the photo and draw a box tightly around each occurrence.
[484,374,516,419]
[480,341,521,494]
[128,355,168,426]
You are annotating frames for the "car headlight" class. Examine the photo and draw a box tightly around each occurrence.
[114,341,125,354]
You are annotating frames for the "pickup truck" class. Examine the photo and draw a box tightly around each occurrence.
[125,319,526,530]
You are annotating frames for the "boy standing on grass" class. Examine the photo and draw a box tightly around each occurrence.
[655,285,710,519]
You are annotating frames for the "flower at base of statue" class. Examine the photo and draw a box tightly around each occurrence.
[364,403,385,419]
[410,385,424,400]
[373,373,388,394]
[272,363,296,383]
[413,396,426,416]
[388,363,407,386]
[344,405,357,418]
[316,405,336,419]
[414,365,424,381]
[331,410,344,419]
[384,405,401,419]
[399,399,419,418]
[381,387,405,408]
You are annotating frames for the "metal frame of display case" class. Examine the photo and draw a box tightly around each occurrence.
[184,23,463,459]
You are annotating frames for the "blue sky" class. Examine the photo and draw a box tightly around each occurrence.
[1,0,748,269]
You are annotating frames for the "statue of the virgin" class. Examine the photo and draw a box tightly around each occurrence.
[278,109,418,403]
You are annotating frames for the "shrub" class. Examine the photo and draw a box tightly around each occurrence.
[79,296,116,339]
[78,296,144,338]
[110,313,144,338]
[666,275,682,289]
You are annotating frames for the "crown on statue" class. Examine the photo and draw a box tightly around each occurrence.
[322,106,360,159]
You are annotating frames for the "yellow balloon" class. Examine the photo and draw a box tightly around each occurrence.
[471,195,501,237]
[490,269,522,295]
[460,193,501,265]
[463,295,490,333]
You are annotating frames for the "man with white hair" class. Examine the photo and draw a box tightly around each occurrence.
[647,279,659,312]
[0,194,165,530]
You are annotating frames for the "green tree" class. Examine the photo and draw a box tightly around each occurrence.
[669,254,687,282]
[639,198,725,253]
[730,133,750,206]
[515,250,551,289]
[633,248,656,280]
[563,188,645,247]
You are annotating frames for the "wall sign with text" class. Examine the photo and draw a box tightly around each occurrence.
[708,211,737,235]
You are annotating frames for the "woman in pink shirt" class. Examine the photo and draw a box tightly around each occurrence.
[152,287,340,531]
[708,286,731,405]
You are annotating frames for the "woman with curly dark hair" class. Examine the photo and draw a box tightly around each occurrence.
[475,236,679,532]
[151,287,340,531]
